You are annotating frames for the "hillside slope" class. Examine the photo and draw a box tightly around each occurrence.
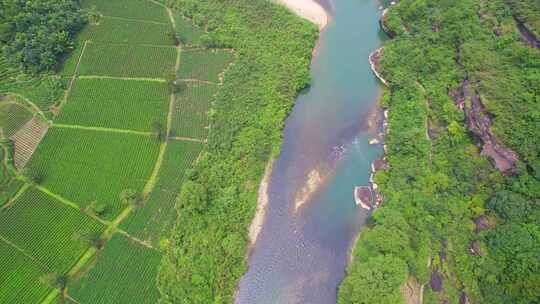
[339,0,539,303]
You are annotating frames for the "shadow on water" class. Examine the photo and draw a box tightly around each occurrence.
[236,0,384,303]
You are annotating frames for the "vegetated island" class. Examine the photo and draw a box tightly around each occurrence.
[338,0,539,304]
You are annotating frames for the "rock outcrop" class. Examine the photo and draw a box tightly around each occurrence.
[514,16,540,49]
[449,79,519,175]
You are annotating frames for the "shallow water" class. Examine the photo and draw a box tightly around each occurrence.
[235,1,384,303]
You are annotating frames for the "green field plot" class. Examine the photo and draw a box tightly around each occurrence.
[0,239,50,304]
[57,78,169,132]
[121,141,202,245]
[170,83,218,139]
[79,43,177,78]
[77,43,128,77]
[0,102,33,137]
[0,188,103,273]
[177,49,234,82]
[26,128,160,218]
[83,17,173,46]
[70,234,161,304]
[82,0,169,24]
[174,15,204,46]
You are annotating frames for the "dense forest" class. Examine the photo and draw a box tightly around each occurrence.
[156,0,318,303]
[0,0,85,73]
[339,0,539,303]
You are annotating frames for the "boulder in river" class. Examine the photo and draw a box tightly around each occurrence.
[354,186,373,210]
[369,138,380,145]
[372,158,389,172]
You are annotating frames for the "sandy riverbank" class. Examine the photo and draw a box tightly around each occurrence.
[248,160,274,246]
[276,0,328,30]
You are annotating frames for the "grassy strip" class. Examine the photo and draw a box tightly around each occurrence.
[52,123,154,136]
[77,75,166,82]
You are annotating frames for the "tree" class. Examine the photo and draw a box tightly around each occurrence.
[152,121,165,141]
[120,189,143,207]
[1,0,86,72]
[22,168,42,185]
[88,200,108,217]
[338,255,408,304]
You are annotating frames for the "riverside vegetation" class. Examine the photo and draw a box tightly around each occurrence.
[338,0,539,304]
[156,0,319,303]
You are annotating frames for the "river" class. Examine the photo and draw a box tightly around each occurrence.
[236,0,385,303]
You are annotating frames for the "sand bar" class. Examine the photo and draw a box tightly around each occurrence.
[276,0,328,30]
[248,161,274,246]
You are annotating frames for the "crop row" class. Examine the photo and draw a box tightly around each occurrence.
[69,234,161,304]
[0,188,104,273]
[0,102,33,138]
[0,239,50,304]
[82,0,169,24]
[78,43,177,78]
[58,78,169,132]
[81,17,173,46]
[121,140,203,245]
[170,83,218,140]
[26,128,161,219]
[177,49,234,83]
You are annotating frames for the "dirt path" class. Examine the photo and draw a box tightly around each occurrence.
[178,78,217,85]
[0,235,50,271]
[56,41,88,115]
[52,123,154,137]
[35,185,110,226]
[2,94,47,119]
[77,75,166,83]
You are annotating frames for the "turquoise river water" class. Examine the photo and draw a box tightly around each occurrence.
[236,0,385,303]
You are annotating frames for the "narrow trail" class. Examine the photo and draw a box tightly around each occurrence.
[101,15,169,26]
[178,78,217,85]
[0,183,29,211]
[35,185,110,226]
[117,229,160,251]
[52,123,154,137]
[0,236,50,271]
[2,93,47,119]
[56,41,88,115]
[169,136,206,143]
[77,75,166,83]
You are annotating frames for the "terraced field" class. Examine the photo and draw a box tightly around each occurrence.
[0,0,234,302]
[0,102,32,138]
